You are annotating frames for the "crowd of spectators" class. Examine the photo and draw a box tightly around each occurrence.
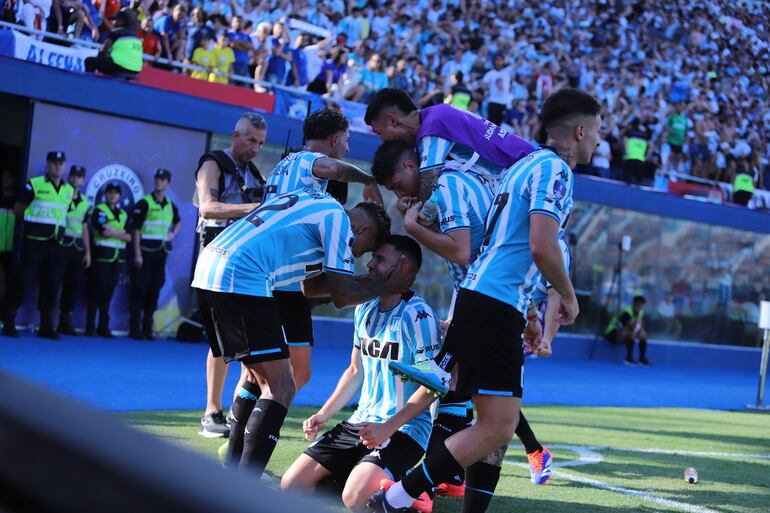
[7,0,770,201]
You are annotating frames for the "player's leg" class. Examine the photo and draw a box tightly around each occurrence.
[224,370,261,469]
[274,290,314,390]
[430,394,473,497]
[638,330,650,366]
[621,327,636,364]
[516,411,552,484]
[200,288,229,438]
[281,453,334,491]
[289,346,312,390]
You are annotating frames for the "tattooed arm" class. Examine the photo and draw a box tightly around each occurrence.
[196,160,260,220]
[312,157,376,184]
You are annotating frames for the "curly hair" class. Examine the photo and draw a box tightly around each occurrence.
[354,201,391,246]
[303,108,350,141]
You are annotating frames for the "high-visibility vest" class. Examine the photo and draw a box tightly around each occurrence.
[733,173,755,194]
[110,36,143,72]
[63,196,88,247]
[93,203,128,263]
[139,194,174,251]
[0,207,15,252]
[23,176,74,241]
[605,306,644,335]
[624,137,648,162]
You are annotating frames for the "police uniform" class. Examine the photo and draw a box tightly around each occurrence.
[87,183,128,337]
[129,169,180,339]
[0,176,16,314]
[58,165,90,335]
[3,151,74,339]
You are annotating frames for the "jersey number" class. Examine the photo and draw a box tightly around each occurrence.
[482,192,509,246]
[245,193,299,228]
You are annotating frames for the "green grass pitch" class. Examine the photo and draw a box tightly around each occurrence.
[122,406,770,513]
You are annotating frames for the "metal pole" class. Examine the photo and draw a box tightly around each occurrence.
[757,329,769,406]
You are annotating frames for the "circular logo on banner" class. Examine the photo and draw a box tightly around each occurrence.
[85,164,145,211]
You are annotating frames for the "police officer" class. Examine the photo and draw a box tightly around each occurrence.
[128,169,181,340]
[57,165,92,335]
[0,167,17,314]
[194,112,266,437]
[87,182,130,338]
[3,151,74,339]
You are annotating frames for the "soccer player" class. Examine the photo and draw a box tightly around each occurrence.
[192,188,409,478]
[280,236,437,511]
[369,88,601,512]
[222,108,379,468]
[364,88,535,201]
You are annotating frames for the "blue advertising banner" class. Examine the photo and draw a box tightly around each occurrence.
[22,102,208,333]
[272,87,373,134]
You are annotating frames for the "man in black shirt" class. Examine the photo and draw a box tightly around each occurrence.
[128,169,181,340]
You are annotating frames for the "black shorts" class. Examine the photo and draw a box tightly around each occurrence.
[304,421,424,484]
[203,290,289,365]
[669,143,683,155]
[273,290,314,347]
[443,288,525,398]
[605,329,619,344]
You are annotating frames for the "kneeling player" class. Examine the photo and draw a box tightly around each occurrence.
[281,236,438,511]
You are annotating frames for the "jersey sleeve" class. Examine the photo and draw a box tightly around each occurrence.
[401,300,441,363]
[319,207,355,275]
[417,135,454,174]
[528,157,572,223]
[352,304,364,348]
[434,172,470,234]
[303,152,329,188]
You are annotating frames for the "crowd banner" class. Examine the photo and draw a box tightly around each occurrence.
[273,87,372,134]
[287,18,331,39]
[5,29,97,73]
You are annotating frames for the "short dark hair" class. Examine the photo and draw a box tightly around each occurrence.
[633,295,647,304]
[370,140,416,185]
[303,108,349,141]
[364,88,418,125]
[385,234,422,270]
[540,88,602,132]
[354,201,391,246]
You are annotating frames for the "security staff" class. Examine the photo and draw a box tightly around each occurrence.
[87,182,130,338]
[0,168,17,314]
[57,165,92,335]
[129,169,181,340]
[194,112,266,438]
[3,151,74,339]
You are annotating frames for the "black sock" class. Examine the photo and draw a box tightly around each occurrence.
[639,339,648,360]
[515,412,542,454]
[225,381,261,469]
[462,462,501,513]
[402,440,463,499]
[434,347,456,372]
[240,399,288,476]
[625,339,634,359]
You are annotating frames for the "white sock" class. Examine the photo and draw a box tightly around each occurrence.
[385,481,416,509]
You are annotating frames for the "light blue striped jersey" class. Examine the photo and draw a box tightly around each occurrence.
[461,148,574,313]
[348,294,441,450]
[433,169,495,290]
[192,188,355,296]
[531,236,572,307]
[263,150,328,292]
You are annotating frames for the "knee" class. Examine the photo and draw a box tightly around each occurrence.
[279,470,297,491]
[293,366,311,392]
[341,486,368,511]
[271,372,296,405]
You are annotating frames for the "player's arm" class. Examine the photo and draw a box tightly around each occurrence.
[359,387,436,449]
[196,161,260,220]
[403,202,471,265]
[302,268,413,309]
[312,157,376,184]
[530,214,576,322]
[541,287,562,347]
[303,347,363,441]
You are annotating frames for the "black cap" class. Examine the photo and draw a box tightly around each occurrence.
[154,168,172,180]
[69,165,86,176]
[105,182,122,193]
[46,151,66,162]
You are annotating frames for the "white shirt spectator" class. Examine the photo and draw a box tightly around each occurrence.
[483,65,514,106]
[592,139,612,171]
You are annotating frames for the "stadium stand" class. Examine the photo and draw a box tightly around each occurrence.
[1,0,768,207]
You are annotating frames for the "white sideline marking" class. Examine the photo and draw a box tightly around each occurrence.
[506,444,724,513]
[601,446,770,460]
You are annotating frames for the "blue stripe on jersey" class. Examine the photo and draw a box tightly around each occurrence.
[264,150,327,293]
[191,189,355,297]
[418,136,453,174]
[461,149,574,313]
[433,170,494,290]
[348,294,441,450]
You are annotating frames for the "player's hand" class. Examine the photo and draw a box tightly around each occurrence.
[363,183,384,205]
[403,201,421,231]
[557,295,579,325]
[396,196,417,216]
[440,318,451,339]
[358,422,395,450]
[303,412,329,441]
[535,339,552,358]
[523,317,542,354]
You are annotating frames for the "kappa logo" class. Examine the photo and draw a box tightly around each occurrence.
[414,310,432,322]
